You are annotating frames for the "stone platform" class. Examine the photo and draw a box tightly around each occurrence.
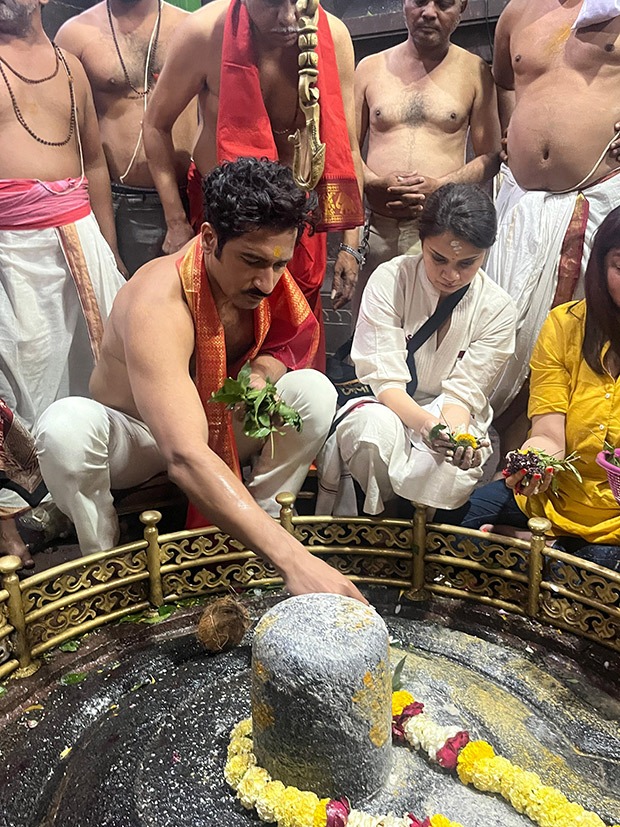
[0,592,618,827]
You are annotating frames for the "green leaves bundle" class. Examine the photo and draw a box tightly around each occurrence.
[210,362,302,441]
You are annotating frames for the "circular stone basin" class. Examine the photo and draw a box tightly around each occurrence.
[0,597,618,827]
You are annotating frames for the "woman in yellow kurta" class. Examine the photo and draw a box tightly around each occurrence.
[437,206,620,571]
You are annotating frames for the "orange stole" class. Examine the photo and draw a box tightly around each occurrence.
[177,236,319,528]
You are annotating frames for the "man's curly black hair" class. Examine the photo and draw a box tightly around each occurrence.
[202,157,319,256]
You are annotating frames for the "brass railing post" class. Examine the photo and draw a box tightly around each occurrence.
[527,517,551,618]
[405,502,430,600]
[0,555,39,677]
[276,492,295,535]
[140,510,164,609]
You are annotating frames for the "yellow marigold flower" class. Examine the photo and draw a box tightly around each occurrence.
[468,755,512,794]
[255,780,286,822]
[236,766,271,810]
[230,718,253,739]
[501,767,542,813]
[526,786,569,826]
[456,740,495,785]
[454,433,478,448]
[430,814,464,827]
[313,799,329,827]
[224,752,256,790]
[391,690,415,717]
[227,735,253,758]
[275,786,321,827]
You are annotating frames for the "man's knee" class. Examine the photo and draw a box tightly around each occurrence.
[36,397,110,476]
[276,369,337,435]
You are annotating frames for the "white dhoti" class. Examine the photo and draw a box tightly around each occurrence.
[318,395,490,515]
[36,370,337,554]
[486,165,620,415]
[0,178,124,514]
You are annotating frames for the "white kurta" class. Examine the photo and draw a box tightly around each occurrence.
[318,254,516,514]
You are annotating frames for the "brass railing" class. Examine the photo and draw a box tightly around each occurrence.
[0,496,618,681]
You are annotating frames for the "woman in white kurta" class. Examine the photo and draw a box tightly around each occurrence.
[330,184,517,514]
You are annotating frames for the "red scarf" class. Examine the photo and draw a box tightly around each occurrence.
[216,0,363,233]
[177,236,319,528]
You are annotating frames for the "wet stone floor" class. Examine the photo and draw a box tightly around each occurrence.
[0,591,618,827]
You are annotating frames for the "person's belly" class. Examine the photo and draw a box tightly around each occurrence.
[365,127,467,216]
[506,80,620,191]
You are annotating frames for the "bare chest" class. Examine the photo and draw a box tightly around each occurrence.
[511,13,620,82]
[220,307,255,365]
[79,29,167,96]
[368,80,471,134]
[256,53,303,137]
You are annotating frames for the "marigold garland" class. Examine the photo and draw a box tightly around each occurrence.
[224,692,619,827]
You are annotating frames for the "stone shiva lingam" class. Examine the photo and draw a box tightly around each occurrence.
[224,594,620,827]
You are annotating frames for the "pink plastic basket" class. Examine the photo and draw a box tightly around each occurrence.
[596,448,620,505]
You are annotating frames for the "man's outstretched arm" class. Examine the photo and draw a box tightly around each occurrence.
[121,268,367,602]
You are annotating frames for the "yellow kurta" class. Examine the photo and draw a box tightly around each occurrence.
[515,301,620,543]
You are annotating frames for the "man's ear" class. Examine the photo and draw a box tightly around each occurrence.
[201,222,218,254]
[460,0,468,13]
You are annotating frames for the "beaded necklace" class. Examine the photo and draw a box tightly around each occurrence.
[106,0,162,98]
[0,44,75,147]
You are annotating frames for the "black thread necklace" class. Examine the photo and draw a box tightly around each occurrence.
[106,0,162,98]
[0,43,75,146]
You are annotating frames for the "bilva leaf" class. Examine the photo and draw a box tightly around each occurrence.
[392,655,407,691]
[60,672,88,685]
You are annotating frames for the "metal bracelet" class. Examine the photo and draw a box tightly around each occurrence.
[338,243,366,267]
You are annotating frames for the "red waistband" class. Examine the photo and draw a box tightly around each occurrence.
[0,177,91,230]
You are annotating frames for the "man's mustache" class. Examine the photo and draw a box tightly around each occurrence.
[245,288,271,299]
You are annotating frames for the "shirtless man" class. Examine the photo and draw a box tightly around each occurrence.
[0,0,124,566]
[142,0,364,324]
[36,158,366,603]
[486,0,620,421]
[55,0,196,275]
[353,0,500,319]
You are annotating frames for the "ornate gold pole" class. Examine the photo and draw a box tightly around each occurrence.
[0,555,39,677]
[527,517,551,618]
[140,510,164,609]
[406,502,429,600]
[276,492,295,535]
[290,0,325,190]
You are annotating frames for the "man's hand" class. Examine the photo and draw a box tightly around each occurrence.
[503,466,554,497]
[610,122,620,162]
[386,173,442,213]
[282,547,368,604]
[331,249,360,310]
[365,172,425,218]
[163,218,195,254]
[500,135,509,165]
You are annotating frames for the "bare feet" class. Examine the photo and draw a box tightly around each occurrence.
[0,516,34,569]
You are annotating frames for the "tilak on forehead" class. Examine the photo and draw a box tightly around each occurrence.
[273,245,283,258]
[450,239,463,253]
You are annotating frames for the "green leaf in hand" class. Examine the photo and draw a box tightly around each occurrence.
[210,361,303,440]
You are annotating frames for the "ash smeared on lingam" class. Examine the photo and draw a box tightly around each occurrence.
[0,593,618,827]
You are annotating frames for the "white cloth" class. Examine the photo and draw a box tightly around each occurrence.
[317,255,516,514]
[485,165,620,415]
[36,370,337,554]
[0,212,124,511]
[573,0,620,28]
